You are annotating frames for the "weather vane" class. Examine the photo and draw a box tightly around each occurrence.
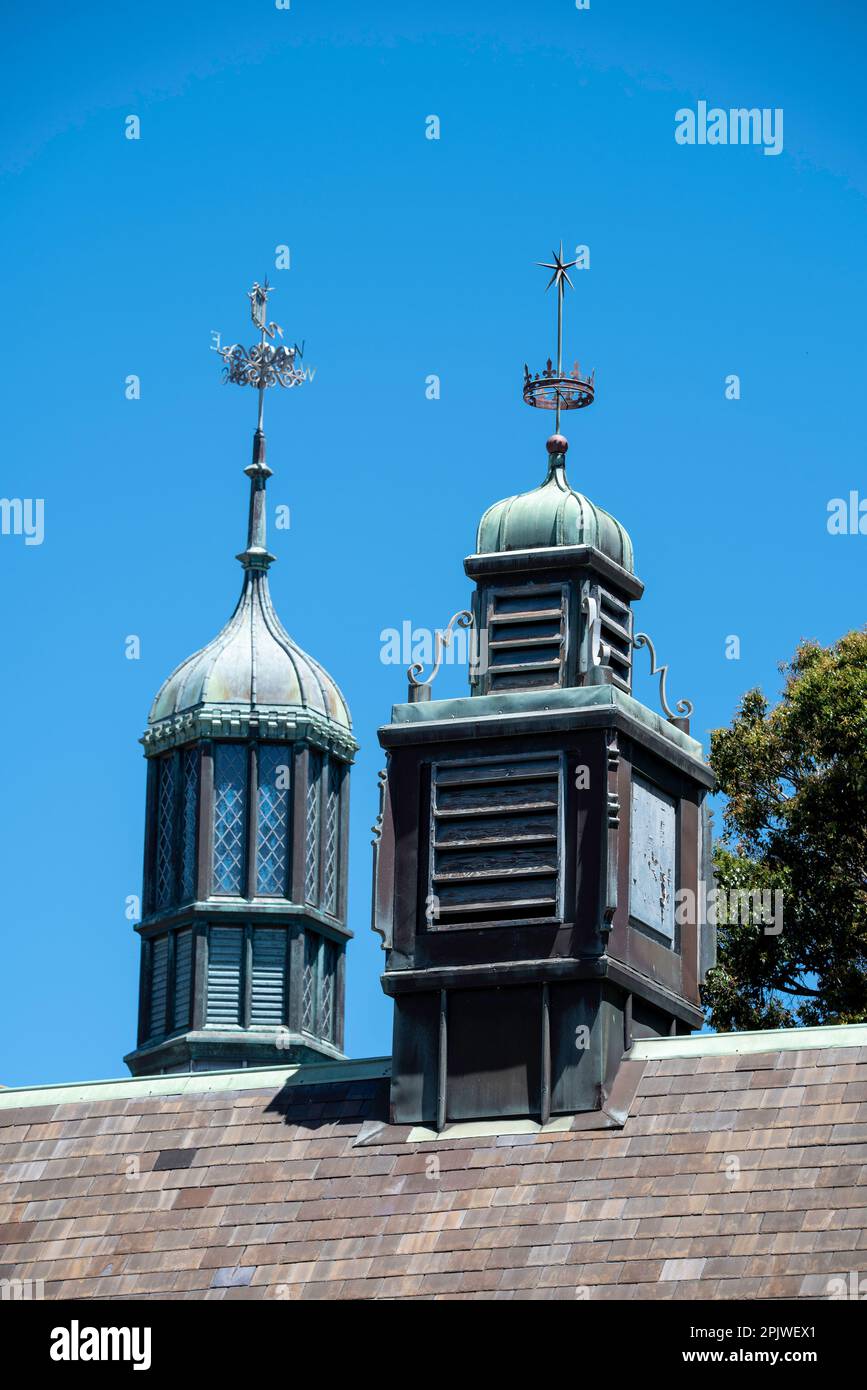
[212,278,307,437]
[523,241,594,436]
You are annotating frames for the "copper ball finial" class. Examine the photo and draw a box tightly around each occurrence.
[546,433,569,456]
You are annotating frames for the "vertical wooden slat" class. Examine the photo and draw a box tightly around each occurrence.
[165,928,177,1037]
[334,943,346,1052]
[136,937,151,1047]
[169,749,183,906]
[192,922,208,1031]
[436,989,448,1132]
[242,923,253,1029]
[540,982,551,1126]
[142,757,159,918]
[338,758,350,925]
[290,746,309,904]
[198,742,215,901]
[287,923,304,1035]
[245,742,258,901]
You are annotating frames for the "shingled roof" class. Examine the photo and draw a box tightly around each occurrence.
[2,1024,866,1301]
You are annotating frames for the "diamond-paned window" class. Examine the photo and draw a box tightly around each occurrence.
[322,759,342,916]
[302,930,317,1032]
[256,745,291,896]
[179,747,199,902]
[213,744,247,895]
[304,750,322,905]
[320,939,337,1041]
[155,756,177,909]
[301,932,339,1043]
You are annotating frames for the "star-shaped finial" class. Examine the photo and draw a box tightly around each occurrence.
[537,241,577,293]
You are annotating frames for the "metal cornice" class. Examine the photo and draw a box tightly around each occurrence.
[142,704,358,759]
[379,698,712,785]
[464,543,644,600]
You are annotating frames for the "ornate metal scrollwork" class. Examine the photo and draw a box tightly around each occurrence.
[407,610,474,701]
[217,340,305,390]
[633,631,694,723]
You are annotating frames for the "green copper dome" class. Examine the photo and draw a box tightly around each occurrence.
[475,440,634,574]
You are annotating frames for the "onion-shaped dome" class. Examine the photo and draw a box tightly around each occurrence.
[475,436,634,574]
[144,429,353,751]
[149,570,351,729]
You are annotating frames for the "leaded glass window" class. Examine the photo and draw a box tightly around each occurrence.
[322,760,342,916]
[301,932,339,1043]
[213,744,247,895]
[302,930,317,1032]
[256,745,291,896]
[155,756,177,909]
[179,747,199,902]
[320,939,337,1041]
[304,750,322,904]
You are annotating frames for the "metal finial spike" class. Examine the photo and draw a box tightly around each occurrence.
[212,279,310,569]
[537,240,578,293]
[523,242,594,428]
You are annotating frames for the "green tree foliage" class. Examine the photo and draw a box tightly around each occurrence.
[703,631,867,1030]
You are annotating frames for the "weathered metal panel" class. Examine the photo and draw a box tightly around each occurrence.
[390,992,440,1125]
[446,986,541,1121]
[629,774,676,943]
[549,982,600,1115]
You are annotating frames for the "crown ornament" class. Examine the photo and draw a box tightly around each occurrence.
[522,243,594,435]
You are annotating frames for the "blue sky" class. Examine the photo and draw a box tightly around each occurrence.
[0,1,864,1086]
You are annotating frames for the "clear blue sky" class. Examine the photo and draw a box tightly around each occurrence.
[1,1,864,1086]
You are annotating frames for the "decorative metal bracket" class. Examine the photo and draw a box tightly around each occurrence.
[633,631,694,724]
[407,610,474,702]
[581,592,611,670]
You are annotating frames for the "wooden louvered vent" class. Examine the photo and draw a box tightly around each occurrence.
[206,927,242,1027]
[485,585,566,692]
[172,929,192,1031]
[429,755,562,929]
[250,929,287,1027]
[148,935,169,1040]
[597,586,633,692]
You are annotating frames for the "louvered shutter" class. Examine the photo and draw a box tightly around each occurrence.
[430,756,562,928]
[172,928,193,1030]
[206,927,243,1026]
[250,929,287,1027]
[596,585,633,691]
[486,585,566,692]
[148,935,169,1039]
